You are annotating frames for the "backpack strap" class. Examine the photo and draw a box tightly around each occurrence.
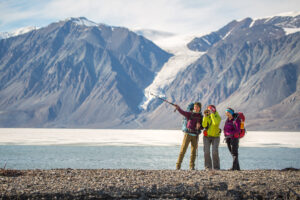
[232,114,240,130]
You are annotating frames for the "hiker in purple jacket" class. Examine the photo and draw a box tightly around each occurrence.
[224,108,241,170]
[174,102,203,170]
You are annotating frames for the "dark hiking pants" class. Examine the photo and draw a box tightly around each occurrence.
[226,138,240,170]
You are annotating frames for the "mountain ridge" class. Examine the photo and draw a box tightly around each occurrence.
[0,15,300,130]
[0,17,172,128]
[133,14,300,131]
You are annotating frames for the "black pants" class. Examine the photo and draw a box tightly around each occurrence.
[226,138,240,170]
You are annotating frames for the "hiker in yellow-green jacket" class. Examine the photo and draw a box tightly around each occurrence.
[202,105,221,170]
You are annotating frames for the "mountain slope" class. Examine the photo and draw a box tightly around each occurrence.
[134,14,300,131]
[0,17,172,128]
[0,26,37,40]
[1,14,300,131]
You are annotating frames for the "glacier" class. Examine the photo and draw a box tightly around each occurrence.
[139,34,205,110]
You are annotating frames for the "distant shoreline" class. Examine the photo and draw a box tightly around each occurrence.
[1,168,299,199]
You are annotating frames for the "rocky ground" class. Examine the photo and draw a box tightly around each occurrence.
[0,168,299,199]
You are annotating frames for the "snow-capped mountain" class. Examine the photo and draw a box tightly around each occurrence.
[0,17,171,128]
[0,32,11,40]
[1,13,300,131]
[130,13,300,131]
[66,17,99,27]
[188,12,300,52]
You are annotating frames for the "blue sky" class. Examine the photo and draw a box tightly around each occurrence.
[1,0,300,34]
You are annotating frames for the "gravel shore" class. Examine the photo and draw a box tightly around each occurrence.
[0,168,299,199]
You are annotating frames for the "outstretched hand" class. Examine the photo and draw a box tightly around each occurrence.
[174,104,179,110]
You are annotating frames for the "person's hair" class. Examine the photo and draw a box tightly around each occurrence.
[187,103,194,111]
[194,102,201,111]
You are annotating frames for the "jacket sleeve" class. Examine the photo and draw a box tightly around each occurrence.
[202,116,209,128]
[177,107,190,119]
[210,112,221,126]
[199,114,204,130]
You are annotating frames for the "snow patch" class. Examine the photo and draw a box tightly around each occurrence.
[223,30,233,39]
[48,67,55,74]
[283,28,300,35]
[202,37,211,45]
[0,26,37,39]
[0,32,11,39]
[248,11,300,28]
[249,19,255,28]
[254,11,300,21]
[71,17,99,27]
[13,26,37,35]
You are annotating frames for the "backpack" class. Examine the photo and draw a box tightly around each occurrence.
[234,112,246,138]
[182,117,189,133]
[182,103,194,133]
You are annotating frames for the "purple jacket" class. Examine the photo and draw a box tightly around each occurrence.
[224,115,241,138]
[178,107,203,132]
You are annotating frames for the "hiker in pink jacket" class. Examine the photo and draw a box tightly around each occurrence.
[224,108,241,170]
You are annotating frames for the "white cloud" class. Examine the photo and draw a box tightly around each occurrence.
[0,0,300,34]
[40,0,208,33]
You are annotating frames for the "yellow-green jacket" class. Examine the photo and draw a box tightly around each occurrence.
[202,111,221,137]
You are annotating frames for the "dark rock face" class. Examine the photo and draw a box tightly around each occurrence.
[0,17,172,128]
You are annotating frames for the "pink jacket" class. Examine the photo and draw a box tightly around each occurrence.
[224,115,241,138]
[178,107,203,132]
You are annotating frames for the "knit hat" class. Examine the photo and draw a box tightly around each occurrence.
[207,105,216,113]
[226,108,234,116]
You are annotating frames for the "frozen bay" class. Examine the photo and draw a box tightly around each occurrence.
[0,129,299,170]
[0,128,299,147]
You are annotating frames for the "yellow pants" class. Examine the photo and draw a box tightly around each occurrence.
[176,133,199,170]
